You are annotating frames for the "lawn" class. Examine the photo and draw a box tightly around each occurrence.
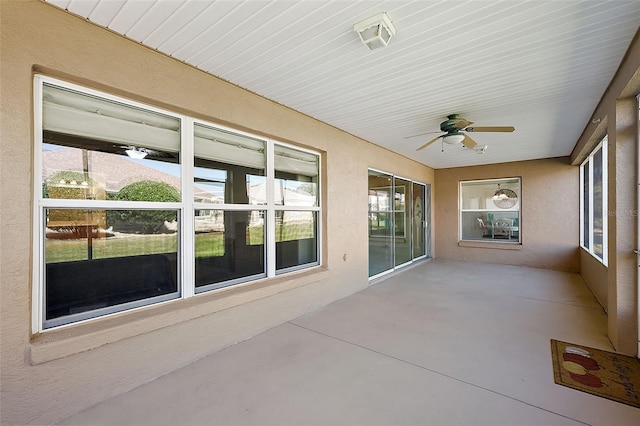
[46,233,227,263]
[45,222,314,263]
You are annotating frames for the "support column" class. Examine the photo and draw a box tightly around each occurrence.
[607,97,638,355]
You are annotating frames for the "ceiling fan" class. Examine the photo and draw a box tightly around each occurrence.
[120,145,174,160]
[406,114,515,151]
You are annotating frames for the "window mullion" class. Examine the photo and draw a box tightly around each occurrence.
[588,153,595,254]
[602,139,608,265]
[32,77,45,333]
[182,117,195,298]
[579,162,585,248]
[266,140,276,277]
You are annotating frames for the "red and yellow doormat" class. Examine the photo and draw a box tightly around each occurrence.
[550,339,640,408]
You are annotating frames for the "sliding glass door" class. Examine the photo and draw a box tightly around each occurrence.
[413,181,427,260]
[368,171,394,276]
[369,170,429,278]
[394,177,411,266]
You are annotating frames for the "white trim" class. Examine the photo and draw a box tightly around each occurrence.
[266,137,276,277]
[588,148,595,257]
[181,117,195,299]
[32,77,45,334]
[579,138,607,265]
[602,137,608,266]
[38,199,184,209]
[579,158,585,248]
[459,177,521,243]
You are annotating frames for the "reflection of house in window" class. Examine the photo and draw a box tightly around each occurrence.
[42,146,181,198]
[368,187,392,237]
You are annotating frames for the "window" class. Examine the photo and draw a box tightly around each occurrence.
[580,137,607,264]
[33,76,321,330]
[460,178,521,242]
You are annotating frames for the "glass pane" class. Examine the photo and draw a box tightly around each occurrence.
[42,84,181,201]
[276,211,318,270]
[195,210,265,289]
[582,162,590,248]
[368,170,393,276]
[460,178,520,242]
[461,179,520,211]
[394,177,411,266]
[593,148,603,258]
[274,145,319,207]
[461,211,519,241]
[44,208,179,325]
[194,123,265,205]
[412,182,426,259]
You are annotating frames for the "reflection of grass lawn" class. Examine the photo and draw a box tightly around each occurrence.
[46,234,180,263]
[195,233,224,257]
[46,223,313,263]
[46,233,227,263]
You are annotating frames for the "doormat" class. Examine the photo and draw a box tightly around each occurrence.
[550,339,640,408]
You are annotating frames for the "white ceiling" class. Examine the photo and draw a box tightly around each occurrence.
[44,0,640,169]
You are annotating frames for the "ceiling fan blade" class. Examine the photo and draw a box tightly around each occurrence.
[404,131,441,139]
[416,135,443,151]
[451,119,473,129]
[461,134,477,149]
[464,126,515,133]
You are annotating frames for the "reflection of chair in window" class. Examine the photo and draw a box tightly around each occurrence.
[492,218,513,239]
[477,218,491,238]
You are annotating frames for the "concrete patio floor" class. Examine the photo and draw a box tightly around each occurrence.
[59,259,639,425]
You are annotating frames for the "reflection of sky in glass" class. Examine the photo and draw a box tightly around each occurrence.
[248,175,267,205]
[127,157,180,177]
[43,143,64,151]
[194,166,226,182]
[194,167,227,201]
[275,178,317,206]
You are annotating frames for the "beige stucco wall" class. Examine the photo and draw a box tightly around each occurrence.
[0,2,434,424]
[434,157,580,272]
[579,250,608,310]
[571,29,639,356]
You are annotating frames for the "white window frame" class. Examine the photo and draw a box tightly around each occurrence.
[459,177,521,243]
[32,75,321,332]
[579,136,608,266]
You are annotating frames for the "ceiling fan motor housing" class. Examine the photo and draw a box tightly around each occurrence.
[440,114,467,133]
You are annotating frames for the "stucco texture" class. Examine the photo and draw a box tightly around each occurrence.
[435,157,580,272]
[572,29,639,356]
[0,1,434,424]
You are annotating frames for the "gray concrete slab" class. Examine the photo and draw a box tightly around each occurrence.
[59,260,639,425]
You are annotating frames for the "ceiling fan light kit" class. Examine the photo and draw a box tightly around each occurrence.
[354,12,396,50]
[125,147,148,159]
[443,133,465,144]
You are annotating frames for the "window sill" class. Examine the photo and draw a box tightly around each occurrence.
[458,240,522,250]
[580,245,608,267]
[29,267,330,365]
